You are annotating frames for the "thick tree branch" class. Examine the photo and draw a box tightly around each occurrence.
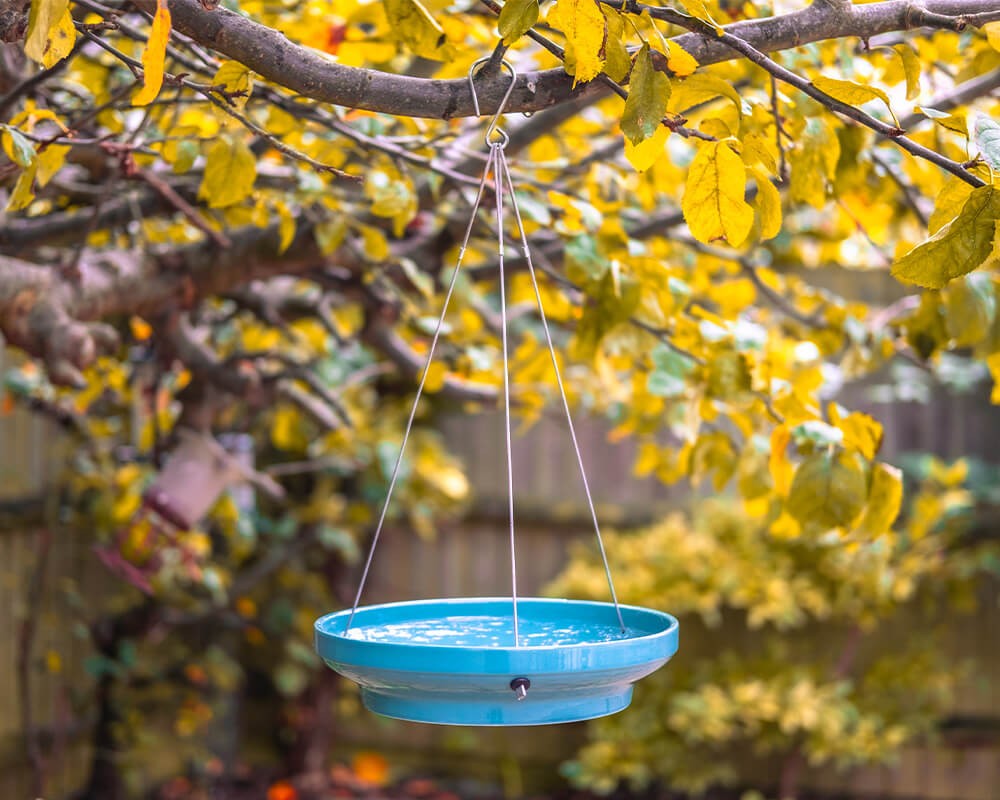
[131,0,999,120]
[0,222,327,383]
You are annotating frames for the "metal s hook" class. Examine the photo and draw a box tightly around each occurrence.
[467,57,517,147]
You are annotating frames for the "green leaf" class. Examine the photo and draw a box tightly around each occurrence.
[621,44,670,145]
[647,344,695,397]
[572,270,641,361]
[317,525,360,563]
[213,60,254,109]
[198,136,257,208]
[787,451,867,530]
[274,662,309,696]
[891,185,1000,289]
[603,8,631,83]
[1,125,36,167]
[498,0,539,44]
[812,75,895,122]
[706,350,751,400]
[973,116,1000,171]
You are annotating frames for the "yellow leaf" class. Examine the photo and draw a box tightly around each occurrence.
[7,161,37,212]
[676,0,724,34]
[682,140,754,247]
[549,0,608,87]
[364,166,417,237]
[134,0,172,106]
[384,0,452,61]
[751,166,781,241]
[986,22,1000,52]
[271,405,309,451]
[35,143,68,187]
[987,352,1000,403]
[24,0,69,64]
[423,362,447,393]
[856,463,903,538]
[828,404,882,460]
[929,176,974,234]
[359,225,390,261]
[668,73,742,116]
[276,203,296,254]
[198,136,257,208]
[916,106,968,137]
[130,316,153,341]
[770,510,801,539]
[40,7,76,68]
[928,457,968,487]
[891,185,1000,288]
[213,60,254,109]
[46,649,62,674]
[624,124,668,172]
[789,117,839,209]
[665,41,698,78]
[769,424,793,496]
[812,76,895,122]
[498,0,539,45]
[893,44,920,101]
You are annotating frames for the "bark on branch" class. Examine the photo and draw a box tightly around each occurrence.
[133,0,999,119]
[0,222,326,384]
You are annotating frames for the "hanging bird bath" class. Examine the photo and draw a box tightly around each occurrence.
[315,597,678,725]
[314,59,679,725]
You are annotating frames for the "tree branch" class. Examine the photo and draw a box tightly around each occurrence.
[130,0,1000,120]
[0,221,329,383]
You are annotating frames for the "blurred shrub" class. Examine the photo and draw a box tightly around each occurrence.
[549,459,999,795]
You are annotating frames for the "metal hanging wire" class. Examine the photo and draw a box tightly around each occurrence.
[346,58,624,640]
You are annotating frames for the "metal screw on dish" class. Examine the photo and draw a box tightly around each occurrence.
[510,677,530,701]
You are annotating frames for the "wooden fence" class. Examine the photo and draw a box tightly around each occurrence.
[1,339,999,799]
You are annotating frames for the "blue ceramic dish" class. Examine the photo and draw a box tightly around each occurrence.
[314,597,678,726]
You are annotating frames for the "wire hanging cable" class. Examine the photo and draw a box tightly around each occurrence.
[495,146,626,634]
[345,145,499,632]
[346,57,624,644]
[493,139,520,647]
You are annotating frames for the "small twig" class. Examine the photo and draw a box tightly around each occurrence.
[0,38,85,121]
[127,163,232,247]
[871,153,930,227]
